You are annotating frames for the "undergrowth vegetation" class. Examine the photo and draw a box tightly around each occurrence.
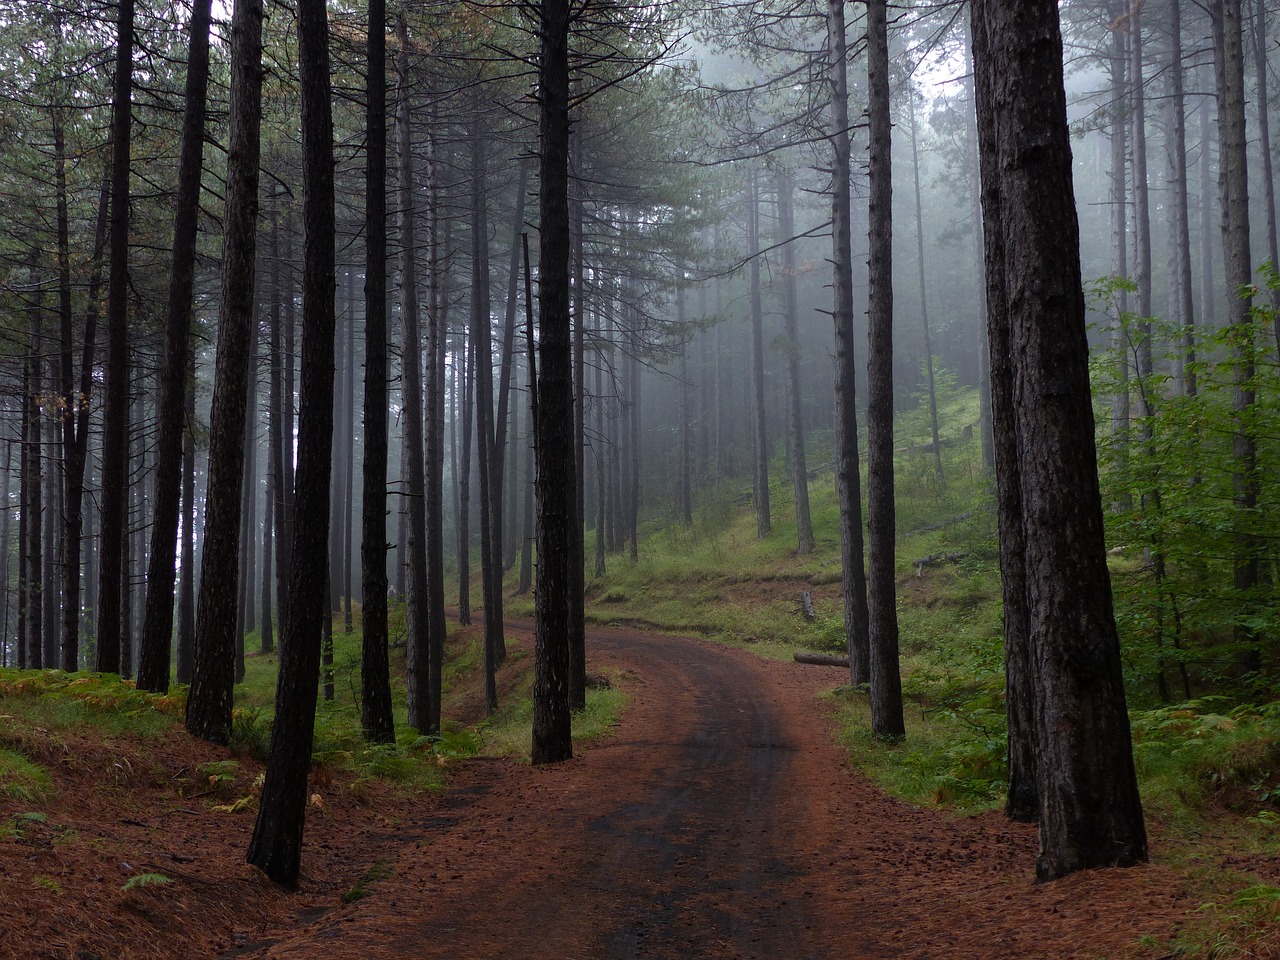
[578,370,1280,953]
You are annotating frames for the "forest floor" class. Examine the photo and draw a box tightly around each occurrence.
[0,621,1260,960]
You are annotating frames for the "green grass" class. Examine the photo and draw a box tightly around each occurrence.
[0,748,52,803]
[479,680,626,760]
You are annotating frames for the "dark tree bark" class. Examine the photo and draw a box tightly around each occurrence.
[395,14,437,735]
[268,212,292,644]
[775,170,813,554]
[1210,0,1260,676]
[136,0,214,691]
[458,327,473,627]
[360,0,395,745]
[746,173,770,539]
[676,281,693,527]
[1164,0,1197,397]
[827,0,870,687]
[972,0,1147,881]
[568,129,587,712]
[343,274,355,633]
[177,360,197,682]
[865,0,903,740]
[970,5,1036,823]
[1108,14,1131,465]
[96,0,134,674]
[424,100,447,737]
[246,0,337,883]
[236,332,260,680]
[471,121,501,715]
[1253,0,1280,336]
[1198,63,1217,330]
[962,19,994,473]
[532,0,575,765]
[260,441,274,655]
[24,276,43,671]
[517,232,537,596]
[55,120,105,672]
[187,0,264,743]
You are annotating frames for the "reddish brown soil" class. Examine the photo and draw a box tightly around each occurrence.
[0,625,1222,959]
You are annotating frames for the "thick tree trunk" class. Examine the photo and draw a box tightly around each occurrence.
[246,0,336,883]
[866,0,904,739]
[972,0,1147,880]
[532,0,575,764]
[96,0,134,674]
[187,0,263,743]
[971,6,1036,822]
[827,0,870,687]
[360,0,394,744]
[458,328,473,627]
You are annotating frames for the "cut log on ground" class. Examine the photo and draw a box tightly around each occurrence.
[793,652,850,668]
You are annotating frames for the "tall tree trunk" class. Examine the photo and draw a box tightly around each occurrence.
[96,0,134,674]
[260,443,274,655]
[676,280,693,527]
[972,0,1147,880]
[747,174,771,539]
[458,328,473,626]
[471,122,501,715]
[568,129,587,712]
[424,100,447,736]
[187,0,263,743]
[237,331,260,678]
[908,93,944,489]
[962,18,994,472]
[1165,0,1197,397]
[866,0,904,740]
[395,15,437,735]
[136,0,214,691]
[827,0,870,686]
[1198,63,1217,330]
[343,272,355,633]
[1108,14,1131,475]
[1254,0,1280,338]
[775,170,814,553]
[246,0,337,882]
[177,360,197,682]
[268,212,292,644]
[360,0,394,744]
[532,0,575,765]
[971,21,1036,820]
[24,278,43,670]
[1210,0,1260,676]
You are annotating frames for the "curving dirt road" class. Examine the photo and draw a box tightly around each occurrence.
[237,625,1191,960]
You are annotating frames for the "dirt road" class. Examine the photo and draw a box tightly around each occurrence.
[239,626,1190,960]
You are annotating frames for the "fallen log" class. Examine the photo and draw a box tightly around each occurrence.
[913,550,969,576]
[798,591,816,622]
[793,652,850,668]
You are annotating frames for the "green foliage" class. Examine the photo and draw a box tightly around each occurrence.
[341,859,392,904]
[1130,698,1280,825]
[1090,272,1280,704]
[121,873,173,892]
[0,670,185,739]
[0,748,52,803]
